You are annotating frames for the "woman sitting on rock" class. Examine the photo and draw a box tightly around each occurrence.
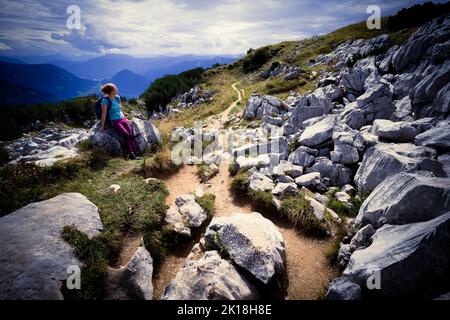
[100,83,140,160]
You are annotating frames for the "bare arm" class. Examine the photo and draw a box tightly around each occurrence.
[100,104,108,131]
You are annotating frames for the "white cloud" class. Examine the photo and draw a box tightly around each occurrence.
[0,42,11,50]
[0,0,440,57]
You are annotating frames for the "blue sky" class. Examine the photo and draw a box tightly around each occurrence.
[0,0,443,58]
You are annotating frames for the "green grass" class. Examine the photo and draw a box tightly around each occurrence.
[230,170,250,193]
[279,194,330,237]
[249,190,274,208]
[196,193,216,219]
[265,77,307,95]
[326,189,367,218]
[0,148,175,298]
[60,226,123,300]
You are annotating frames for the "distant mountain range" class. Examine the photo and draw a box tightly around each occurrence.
[0,54,238,105]
[49,54,237,80]
[0,61,98,104]
[104,69,150,98]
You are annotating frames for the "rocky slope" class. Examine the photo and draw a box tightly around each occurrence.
[234,15,449,300]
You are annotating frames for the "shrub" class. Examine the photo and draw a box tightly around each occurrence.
[279,194,330,237]
[230,170,250,193]
[141,147,180,177]
[242,47,273,73]
[196,193,216,219]
[387,2,450,32]
[141,68,204,114]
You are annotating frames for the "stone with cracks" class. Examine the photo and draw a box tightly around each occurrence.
[205,212,286,287]
[0,193,103,299]
[355,171,450,228]
[161,250,258,300]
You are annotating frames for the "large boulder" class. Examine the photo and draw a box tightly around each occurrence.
[161,250,258,300]
[371,119,419,142]
[307,158,352,187]
[354,143,444,193]
[355,171,450,228]
[287,146,318,167]
[341,67,369,96]
[415,120,450,149]
[409,61,450,116]
[341,84,394,130]
[341,212,450,299]
[290,90,332,126]
[91,118,161,156]
[298,115,336,147]
[205,212,287,290]
[0,193,103,299]
[105,245,154,300]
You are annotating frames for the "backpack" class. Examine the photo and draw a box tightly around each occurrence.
[95,96,112,121]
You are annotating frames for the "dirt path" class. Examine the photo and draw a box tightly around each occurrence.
[152,81,338,299]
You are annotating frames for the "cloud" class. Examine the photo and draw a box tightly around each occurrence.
[0,42,11,50]
[0,0,444,57]
[50,23,129,53]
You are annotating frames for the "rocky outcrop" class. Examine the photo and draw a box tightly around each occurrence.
[5,127,88,166]
[161,250,258,300]
[355,171,450,228]
[415,120,450,149]
[0,193,103,299]
[91,118,161,156]
[341,84,394,130]
[307,158,352,187]
[243,94,288,120]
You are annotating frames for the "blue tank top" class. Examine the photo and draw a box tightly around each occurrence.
[101,95,124,120]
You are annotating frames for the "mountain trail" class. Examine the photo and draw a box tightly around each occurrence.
[151,82,338,299]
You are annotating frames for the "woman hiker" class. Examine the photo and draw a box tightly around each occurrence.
[99,83,140,160]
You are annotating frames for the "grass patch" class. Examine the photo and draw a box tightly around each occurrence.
[279,194,330,237]
[60,226,123,300]
[265,77,307,95]
[230,169,250,193]
[196,193,216,219]
[141,146,181,178]
[77,139,95,152]
[326,189,367,218]
[249,190,274,208]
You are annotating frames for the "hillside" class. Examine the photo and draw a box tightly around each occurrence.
[0,3,449,302]
[0,61,97,102]
[0,80,59,105]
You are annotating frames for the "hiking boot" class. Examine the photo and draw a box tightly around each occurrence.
[130,153,140,160]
